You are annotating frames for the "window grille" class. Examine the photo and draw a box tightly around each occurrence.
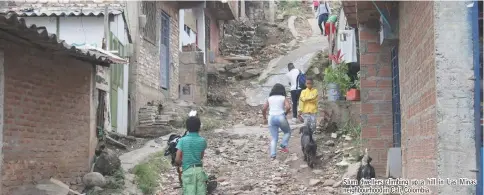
[142,1,157,44]
[391,46,401,147]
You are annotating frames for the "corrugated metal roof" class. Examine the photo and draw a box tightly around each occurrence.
[2,9,122,17]
[0,13,124,66]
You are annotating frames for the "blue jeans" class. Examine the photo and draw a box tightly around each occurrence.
[318,13,329,34]
[268,114,291,157]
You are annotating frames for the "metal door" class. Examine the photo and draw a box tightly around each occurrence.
[160,12,170,89]
[391,46,401,147]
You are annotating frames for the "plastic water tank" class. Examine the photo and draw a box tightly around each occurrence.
[327,83,340,101]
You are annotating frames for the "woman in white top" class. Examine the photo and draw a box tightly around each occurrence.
[262,83,292,160]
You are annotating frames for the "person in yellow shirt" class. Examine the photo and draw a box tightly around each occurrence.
[298,78,318,133]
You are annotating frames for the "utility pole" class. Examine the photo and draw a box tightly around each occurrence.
[103,5,109,50]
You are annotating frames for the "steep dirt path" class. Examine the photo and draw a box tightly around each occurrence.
[157,12,343,194]
[245,17,327,107]
[158,123,344,195]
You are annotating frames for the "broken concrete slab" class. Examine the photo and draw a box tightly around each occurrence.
[225,55,254,61]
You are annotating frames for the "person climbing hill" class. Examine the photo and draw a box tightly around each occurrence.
[315,1,331,35]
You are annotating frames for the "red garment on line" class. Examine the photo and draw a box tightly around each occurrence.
[325,22,336,36]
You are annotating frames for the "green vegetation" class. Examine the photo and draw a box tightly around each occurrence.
[278,0,305,16]
[105,168,126,189]
[340,121,359,138]
[133,151,171,195]
[340,120,367,158]
[201,117,222,131]
[352,71,361,90]
[323,63,352,95]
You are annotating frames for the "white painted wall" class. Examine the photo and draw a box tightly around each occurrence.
[193,8,206,64]
[116,63,129,135]
[117,87,124,134]
[179,9,197,48]
[179,9,184,51]
[122,63,129,135]
[59,16,105,47]
[110,15,129,46]
[22,15,128,47]
[182,29,197,46]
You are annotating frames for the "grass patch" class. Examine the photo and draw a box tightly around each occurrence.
[105,168,126,189]
[133,151,171,195]
[201,117,222,131]
[340,121,361,139]
[340,120,368,159]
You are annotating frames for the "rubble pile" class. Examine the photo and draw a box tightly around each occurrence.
[221,20,266,56]
[221,20,294,57]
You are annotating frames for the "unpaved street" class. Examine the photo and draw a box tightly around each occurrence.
[159,123,351,195]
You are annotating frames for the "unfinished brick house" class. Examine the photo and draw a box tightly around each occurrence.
[178,1,238,104]
[0,14,118,194]
[126,1,237,136]
[342,1,482,194]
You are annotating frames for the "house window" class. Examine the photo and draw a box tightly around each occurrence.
[184,25,191,36]
[142,1,157,44]
[391,46,401,147]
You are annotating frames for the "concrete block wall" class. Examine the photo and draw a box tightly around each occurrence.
[433,1,476,194]
[205,11,221,59]
[179,51,207,104]
[358,22,394,176]
[0,40,93,194]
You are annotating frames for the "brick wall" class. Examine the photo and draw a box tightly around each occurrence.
[398,1,437,182]
[0,40,93,194]
[132,1,179,135]
[358,22,394,176]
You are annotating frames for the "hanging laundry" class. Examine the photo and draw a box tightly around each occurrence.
[337,29,357,63]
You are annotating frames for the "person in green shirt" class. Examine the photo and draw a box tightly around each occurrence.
[175,116,208,195]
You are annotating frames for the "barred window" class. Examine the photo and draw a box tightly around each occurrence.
[142,1,157,44]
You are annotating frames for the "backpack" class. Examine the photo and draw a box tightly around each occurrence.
[296,70,307,90]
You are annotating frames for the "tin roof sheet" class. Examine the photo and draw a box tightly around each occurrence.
[4,9,123,17]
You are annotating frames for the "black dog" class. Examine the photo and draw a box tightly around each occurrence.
[356,148,376,184]
[300,125,317,168]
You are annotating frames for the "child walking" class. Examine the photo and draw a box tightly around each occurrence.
[298,78,318,133]
[175,116,208,195]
